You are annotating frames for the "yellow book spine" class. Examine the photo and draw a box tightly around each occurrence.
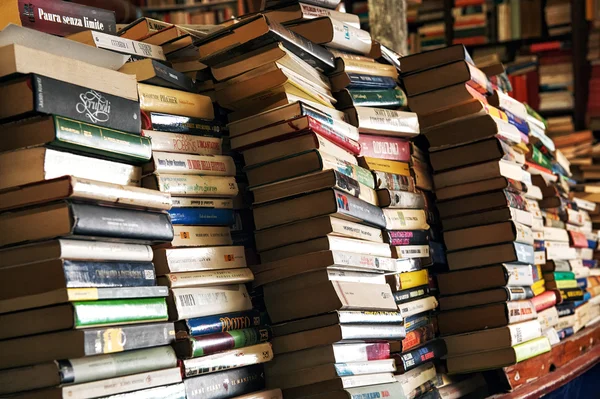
[361,157,411,177]
[343,59,399,79]
[532,279,546,296]
[388,269,429,291]
[137,83,214,119]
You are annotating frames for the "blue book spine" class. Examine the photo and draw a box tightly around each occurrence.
[587,239,598,250]
[168,208,236,225]
[185,310,263,336]
[556,303,576,317]
[347,73,397,89]
[574,292,592,307]
[404,313,431,333]
[504,110,530,134]
[63,261,156,287]
[583,260,598,268]
[577,278,588,289]
[558,327,574,340]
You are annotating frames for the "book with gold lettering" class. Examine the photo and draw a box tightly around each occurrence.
[137,83,214,119]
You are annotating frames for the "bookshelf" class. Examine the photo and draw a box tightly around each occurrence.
[141,0,240,12]
[140,0,244,23]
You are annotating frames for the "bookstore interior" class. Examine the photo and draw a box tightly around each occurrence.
[4,0,600,398]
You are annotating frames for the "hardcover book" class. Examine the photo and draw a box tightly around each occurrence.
[138,83,214,120]
[182,342,274,377]
[142,174,239,197]
[67,30,166,61]
[174,309,263,338]
[143,112,224,135]
[170,226,233,247]
[167,285,253,320]
[174,327,271,359]
[142,130,222,155]
[144,153,236,176]
[119,59,196,92]
[184,365,266,399]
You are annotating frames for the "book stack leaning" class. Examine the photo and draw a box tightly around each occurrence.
[0,24,185,398]
[401,45,556,375]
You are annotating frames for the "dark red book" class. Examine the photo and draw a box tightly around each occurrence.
[359,135,410,162]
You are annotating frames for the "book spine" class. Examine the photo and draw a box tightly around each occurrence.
[348,74,398,89]
[505,264,535,286]
[168,208,236,226]
[342,62,398,79]
[386,230,429,246]
[330,251,396,272]
[82,322,175,355]
[404,313,432,333]
[373,171,416,192]
[74,298,168,328]
[52,116,151,164]
[148,153,236,176]
[401,323,436,352]
[334,189,387,228]
[32,75,141,134]
[138,84,214,120]
[387,269,429,291]
[308,117,361,154]
[96,384,186,399]
[556,302,576,317]
[169,285,253,320]
[322,154,375,189]
[379,190,425,209]
[89,31,165,60]
[14,0,116,35]
[153,246,246,274]
[337,310,403,324]
[181,310,263,337]
[160,268,254,288]
[559,288,585,301]
[324,18,372,55]
[507,286,534,301]
[513,337,551,362]
[362,158,410,176]
[58,346,177,385]
[184,327,271,358]
[70,203,174,242]
[393,286,429,304]
[314,133,357,164]
[183,364,265,399]
[171,226,232,247]
[59,239,154,262]
[170,198,232,208]
[395,339,445,373]
[333,343,390,362]
[63,260,156,287]
[144,174,239,197]
[537,307,559,330]
[335,360,395,376]
[183,342,273,377]
[383,209,429,230]
[69,286,169,301]
[150,60,197,92]
[144,112,224,136]
[332,170,378,206]
[142,130,222,155]
[299,4,360,27]
[356,107,420,135]
[508,320,543,346]
[329,216,385,242]
[398,296,438,318]
[507,300,537,323]
[342,324,406,340]
[358,135,410,161]
[267,19,336,73]
[343,383,406,398]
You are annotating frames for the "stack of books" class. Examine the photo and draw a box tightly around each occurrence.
[495,0,543,42]
[0,24,185,398]
[452,0,488,46]
[533,42,574,113]
[545,0,572,36]
[402,45,556,374]
[407,0,445,54]
[587,24,600,131]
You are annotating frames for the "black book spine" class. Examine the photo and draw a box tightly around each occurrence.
[151,60,198,93]
[63,260,156,287]
[83,322,176,355]
[395,339,446,373]
[184,365,265,399]
[393,285,429,304]
[27,75,141,134]
[334,189,386,228]
[144,112,224,136]
[70,203,174,243]
[386,230,429,246]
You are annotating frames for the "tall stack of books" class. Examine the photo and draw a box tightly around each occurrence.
[533,42,574,113]
[401,45,555,375]
[0,24,186,397]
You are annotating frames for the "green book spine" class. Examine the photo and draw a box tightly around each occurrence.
[73,298,169,328]
[349,87,408,108]
[553,271,576,280]
[514,336,551,362]
[531,146,552,170]
[53,116,152,164]
[190,327,272,357]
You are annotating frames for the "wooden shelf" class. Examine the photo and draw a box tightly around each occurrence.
[142,0,237,13]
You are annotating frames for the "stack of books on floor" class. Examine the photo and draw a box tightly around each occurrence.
[0,23,186,398]
[401,45,556,374]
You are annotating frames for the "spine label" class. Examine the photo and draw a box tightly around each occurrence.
[331,251,397,272]
[154,246,246,273]
[183,364,265,399]
[401,324,435,352]
[396,340,445,372]
[333,170,378,206]
[334,189,386,228]
[142,130,222,155]
[398,296,438,318]
[508,320,542,345]
[393,286,428,304]
[358,134,410,161]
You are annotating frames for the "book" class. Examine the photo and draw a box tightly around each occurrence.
[386,269,429,292]
[400,323,436,353]
[263,3,360,27]
[197,15,335,73]
[400,44,473,75]
[167,285,253,320]
[0,115,151,164]
[0,44,137,100]
[0,0,116,35]
[446,242,534,271]
[444,221,533,251]
[264,0,342,10]
[393,286,429,305]
[436,190,525,220]
[373,171,416,192]
[118,17,172,40]
[144,153,235,176]
[279,374,397,399]
[254,215,384,252]
[376,189,425,209]
[397,296,438,318]
[407,82,485,115]
[358,135,410,162]
[142,174,239,197]
[119,59,196,92]
[174,327,271,359]
[138,83,214,120]
[433,160,529,190]
[175,309,263,338]
[67,30,165,61]
[0,346,177,395]
[382,209,429,230]
[143,112,224,135]
[393,339,446,373]
[330,73,398,91]
[170,226,232,247]
[286,17,372,55]
[159,266,253,287]
[403,60,490,97]
[429,138,517,172]
[446,336,551,373]
[153,246,245,275]
[99,383,185,399]
[333,60,400,80]
[0,322,175,369]
[253,189,386,230]
[167,208,235,226]
[142,130,222,155]
[182,342,274,377]
[184,365,266,399]
[345,107,420,137]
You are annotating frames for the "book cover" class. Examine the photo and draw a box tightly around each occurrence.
[0,0,116,35]
[145,153,236,176]
[143,174,239,197]
[394,339,446,373]
[143,112,224,136]
[153,246,246,275]
[170,226,232,247]
[358,135,410,162]
[168,285,253,320]
[175,327,272,359]
[3,74,141,134]
[176,310,263,338]
[184,365,265,399]
[74,298,169,328]
[183,342,273,377]
[168,208,236,226]
[138,83,214,120]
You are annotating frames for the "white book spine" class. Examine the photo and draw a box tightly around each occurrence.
[150,152,236,176]
[341,325,406,340]
[331,251,397,272]
[59,239,153,262]
[299,4,361,28]
[508,320,543,345]
[171,285,252,319]
[171,226,232,247]
[356,107,420,136]
[537,307,559,330]
[332,343,384,363]
[383,209,429,230]
[397,296,438,318]
[328,236,392,257]
[334,359,396,376]
[341,373,396,388]
[315,134,357,165]
[510,208,534,227]
[89,31,166,61]
[515,222,534,245]
[325,269,387,285]
[142,130,222,155]
[162,268,254,288]
[330,217,384,243]
[170,197,233,208]
[328,18,372,55]
[505,264,535,286]
[149,174,239,197]
[156,246,246,273]
[506,300,537,324]
[183,343,273,377]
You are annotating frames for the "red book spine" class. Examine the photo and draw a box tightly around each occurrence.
[569,231,589,248]
[401,324,435,352]
[529,41,565,53]
[307,117,361,155]
[364,342,391,360]
[530,290,557,312]
[358,135,410,161]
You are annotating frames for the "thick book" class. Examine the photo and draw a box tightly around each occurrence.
[0,74,141,134]
[335,86,406,109]
[385,230,429,246]
[386,269,429,292]
[434,176,517,202]
[393,285,429,305]
[397,296,438,319]
[0,322,175,369]
[0,176,171,213]
[184,365,265,399]
[167,285,253,321]
[403,60,490,97]
[0,44,138,100]
[330,72,398,91]
[437,190,525,220]
[429,138,516,172]
[0,201,173,248]
[358,157,410,177]
[167,208,235,226]
[159,268,253,288]
[373,171,416,192]
[0,147,141,191]
[358,134,410,162]
[143,174,238,197]
[434,160,530,190]
[376,189,425,209]
[286,17,372,55]
[254,215,384,252]
[253,189,386,230]
[0,346,177,395]
[175,309,263,338]
[446,336,551,374]
[67,30,166,61]
[446,242,535,271]
[393,339,446,374]
[119,59,196,92]
[153,246,246,275]
[142,130,222,155]
[1,115,151,164]
[345,107,420,137]
[263,3,359,27]
[118,17,172,40]
[144,153,236,176]
[169,225,232,247]
[143,112,224,135]
[99,383,185,399]
[264,280,398,324]
[182,342,274,377]
[138,83,214,120]
[198,14,334,71]
[400,44,473,75]
[174,327,271,359]
[383,209,429,230]
[444,221,533,252]
[407,82,485,115]
[0,0,116,35]
[400,323,436,353]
